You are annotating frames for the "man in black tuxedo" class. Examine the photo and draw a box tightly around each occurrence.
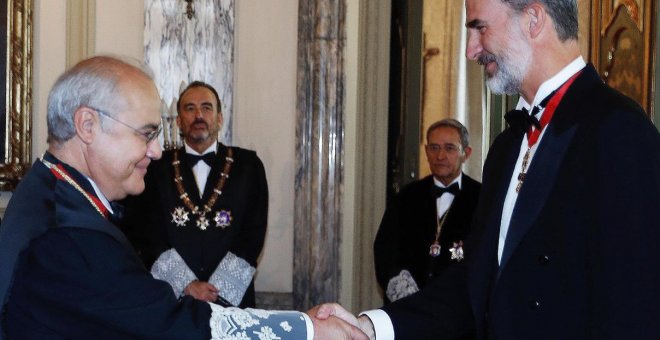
[374,119,480,303]
[314,0,660,338]
[123,81,268,308]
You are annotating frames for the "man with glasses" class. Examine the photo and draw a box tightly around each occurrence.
[0,56,353,338]
[374,119,480,307]
[122,81,268,309]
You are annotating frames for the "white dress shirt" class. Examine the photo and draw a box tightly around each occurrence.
[86,176,113,214]
[184,142,218,197]
[434,174,462,218]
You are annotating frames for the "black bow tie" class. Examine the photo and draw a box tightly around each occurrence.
[185,152,215,166]
[504,90,557,135]
[504,108,541,135]
[432,182,459,199]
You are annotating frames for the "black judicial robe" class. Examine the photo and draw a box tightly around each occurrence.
[0,153,306,339]
[374,174,481,295]
[123,143,268,308]
[0,153,212,339]
[382,65,660,339]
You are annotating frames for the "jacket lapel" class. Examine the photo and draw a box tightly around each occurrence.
[498,122,578,269]
[53,171,133,251]
[468,129,522,323]
[498,66,596,270]
[178,147,204,204]
[202,143,225,201]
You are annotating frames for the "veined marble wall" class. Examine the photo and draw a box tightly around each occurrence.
[144,0,234,145]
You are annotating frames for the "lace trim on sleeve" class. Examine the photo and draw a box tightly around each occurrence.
[208,252,256,306]
[386,269,419,302]
[208,303,309,339]
[150,248,197,297]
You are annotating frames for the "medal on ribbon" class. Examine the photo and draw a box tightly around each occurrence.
[429,241,441,257]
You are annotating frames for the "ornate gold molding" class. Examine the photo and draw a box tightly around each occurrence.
[591,0,655,117]
[0,0,32,191]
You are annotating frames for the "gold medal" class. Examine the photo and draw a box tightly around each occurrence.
[429,241,441,257]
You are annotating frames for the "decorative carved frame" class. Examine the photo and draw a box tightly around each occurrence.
[0,0,32,191]
[590,0,655,118]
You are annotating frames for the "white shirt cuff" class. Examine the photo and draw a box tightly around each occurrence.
[360,309,394,340]
[301,312,314,340]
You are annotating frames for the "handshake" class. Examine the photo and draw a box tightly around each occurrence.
[306,303,375,340]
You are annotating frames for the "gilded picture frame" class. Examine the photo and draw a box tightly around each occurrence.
[590,0,655,119]
[0,0,32,191]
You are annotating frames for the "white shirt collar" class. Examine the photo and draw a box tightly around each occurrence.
[433,173,463,190]
[516,56,586,111]
[184,141,217,156]
[85,177,113,214]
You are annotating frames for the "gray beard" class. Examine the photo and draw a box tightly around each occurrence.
[486,68,523,95]
[484,29,531,95]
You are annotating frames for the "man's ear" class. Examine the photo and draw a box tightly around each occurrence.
[217,111,224,129]
[73,107,98,144]
[526,3,546,39]
[463,146,473,161]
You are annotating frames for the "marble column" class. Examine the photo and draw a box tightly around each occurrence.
[144,0,234,145]
[293,0,346,309]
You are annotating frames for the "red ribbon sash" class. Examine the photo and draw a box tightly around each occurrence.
[527,71,582,147]
[49,163,110,218]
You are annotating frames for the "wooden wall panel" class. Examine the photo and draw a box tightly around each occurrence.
[591,0,656,118]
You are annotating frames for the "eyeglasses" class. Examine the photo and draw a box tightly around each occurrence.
[427,143,461,154]
[91,107,162,144]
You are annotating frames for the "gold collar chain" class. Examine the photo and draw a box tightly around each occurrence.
[172,147,234,230]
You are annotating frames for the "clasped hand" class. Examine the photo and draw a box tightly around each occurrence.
[307,303,372,340]
[184,281,219,302]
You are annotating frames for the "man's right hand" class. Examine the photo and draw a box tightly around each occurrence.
[309,303,374,339]
[183,281,219,302]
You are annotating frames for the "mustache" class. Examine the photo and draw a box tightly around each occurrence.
[192,118,208,127]
[477,53,497,66]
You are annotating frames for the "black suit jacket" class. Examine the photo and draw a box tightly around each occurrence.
[123,143,268,308]
[383,65,660,339]
[374,174,481,293]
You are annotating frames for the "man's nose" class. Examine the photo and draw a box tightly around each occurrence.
[195,108,204,118]
[146,137,162,160]
[465,31,482,61]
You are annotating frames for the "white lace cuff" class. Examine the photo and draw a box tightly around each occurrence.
[208,252,256,306]
[151,248,198,297]
[386,269,419,302]
[208,303,309,339]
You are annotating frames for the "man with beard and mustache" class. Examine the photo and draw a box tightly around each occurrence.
[312,0,660,339]
[123,81,268,309]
